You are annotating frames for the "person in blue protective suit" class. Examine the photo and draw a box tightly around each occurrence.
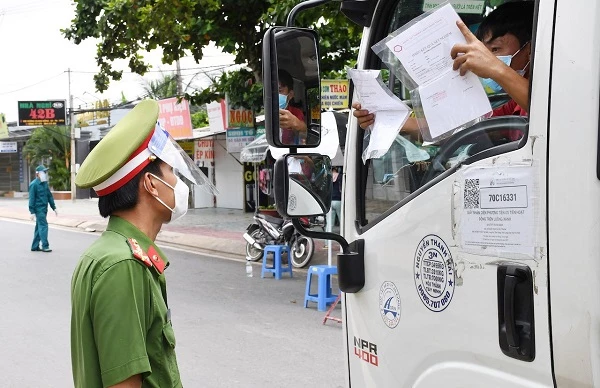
[29,165,57,252]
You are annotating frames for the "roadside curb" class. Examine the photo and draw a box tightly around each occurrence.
[0,209,329,269]
[0,209,247,259]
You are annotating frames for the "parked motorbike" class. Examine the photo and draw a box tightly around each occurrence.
[243,213,320,268]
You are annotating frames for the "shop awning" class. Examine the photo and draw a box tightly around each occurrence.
[240,134,269,162]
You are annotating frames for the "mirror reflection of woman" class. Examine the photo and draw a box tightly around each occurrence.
[278,69,308,145]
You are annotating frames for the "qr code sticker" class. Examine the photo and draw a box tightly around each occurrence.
[464,178,480,209]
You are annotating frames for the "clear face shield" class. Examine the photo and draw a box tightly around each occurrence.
[148,123,218,194]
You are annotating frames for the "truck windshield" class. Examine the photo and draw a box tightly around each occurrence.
[362,0,534,225]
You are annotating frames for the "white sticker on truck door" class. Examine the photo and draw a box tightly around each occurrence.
[414,235,455,312]
[459,166,535,256]
[379,281,401,328]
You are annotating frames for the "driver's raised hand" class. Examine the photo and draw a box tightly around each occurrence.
[450,20,507,79]
[352,102,374,130]
[279,109,301,130]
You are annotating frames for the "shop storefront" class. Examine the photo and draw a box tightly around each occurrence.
[188,130,250,210]
[240,134,276,214]
[0,138,28,194]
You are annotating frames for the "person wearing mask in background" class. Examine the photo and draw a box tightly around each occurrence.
[29,164,57,252]
[71,100,217,388]
[353,2,533,136]
[279,69,308,145]
[325,166,342,248]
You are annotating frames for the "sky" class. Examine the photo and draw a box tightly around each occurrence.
[0,0,237,123]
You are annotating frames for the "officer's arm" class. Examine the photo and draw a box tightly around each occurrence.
[28,183,35,214]
[91,261,151,386]
[47,185,56,210]
[108,374,141,388]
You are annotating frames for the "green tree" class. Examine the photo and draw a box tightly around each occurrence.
[23,126,71,191]
[191,109,209,128]
[62,0,361,98]
[195,68,263,111]
[141,72,179,100]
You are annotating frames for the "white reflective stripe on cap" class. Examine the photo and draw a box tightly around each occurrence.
[93,148,153,192]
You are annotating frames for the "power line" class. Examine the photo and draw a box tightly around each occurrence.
[68,64,234,75]
[0,72,65,96]
[0,64,232,97]
[1,0,61,16]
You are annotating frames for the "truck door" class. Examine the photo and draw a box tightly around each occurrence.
[341,0,555,386]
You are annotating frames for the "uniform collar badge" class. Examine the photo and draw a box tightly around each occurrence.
[147,245,166,274]
[127,238,153,268]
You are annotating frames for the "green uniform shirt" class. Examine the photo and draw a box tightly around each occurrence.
[71,216,181,387]
[28,179,56,214]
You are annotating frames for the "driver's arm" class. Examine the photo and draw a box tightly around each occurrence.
[280,109,308,133]
[352,102,420,136]
[451,20,529,111]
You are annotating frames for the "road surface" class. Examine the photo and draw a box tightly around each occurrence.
[0,219,344,387]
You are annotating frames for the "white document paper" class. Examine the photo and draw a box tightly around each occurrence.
[385,4,465,86]
[419,71,491,139]
[382,4,491,138]
[348,69,412,162]
[459,166,535,256]
[348,69,410,112]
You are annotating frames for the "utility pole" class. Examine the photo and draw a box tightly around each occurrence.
[176,59,183,96]
[68,68,76,202]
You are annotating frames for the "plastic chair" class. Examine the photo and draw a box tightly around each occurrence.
[304,265,338,311]
[261,245,292,280]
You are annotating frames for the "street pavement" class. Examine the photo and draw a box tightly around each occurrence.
[0,198,335,265]
[0,219,344,387]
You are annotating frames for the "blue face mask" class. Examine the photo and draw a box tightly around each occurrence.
[480,43,529,95]
[480,55,512,94]
[480,76,505,95]
[279,94,289,109]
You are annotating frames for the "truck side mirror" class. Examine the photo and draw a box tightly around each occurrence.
[262,27,321,148]
[273,154,332,217]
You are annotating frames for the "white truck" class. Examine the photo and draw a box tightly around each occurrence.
[261,0,600,386]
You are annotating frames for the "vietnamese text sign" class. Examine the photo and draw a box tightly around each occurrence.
[207,100,226,133]
[460,166,535,256]
[321,80,350,109]
[0,141,18,153]
[195,139,214,162]
[157,98,193,139]
[18,100,66,126]
[0,113,8,139]
[243,162,256,213]
[178,140,195,159]
[423,0,484,14]
[227,106,254,129]
[227,128,255,153]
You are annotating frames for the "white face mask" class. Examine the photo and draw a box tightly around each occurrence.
[146,173,189,223]
[38,171,48,182]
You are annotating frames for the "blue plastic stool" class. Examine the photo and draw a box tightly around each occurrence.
[261,245,292,280]
[304,265,338,311]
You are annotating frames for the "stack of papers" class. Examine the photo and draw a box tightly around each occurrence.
[383,4,491,140]
[347,69,411,162]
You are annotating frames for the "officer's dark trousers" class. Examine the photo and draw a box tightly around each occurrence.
[31,211,49,250]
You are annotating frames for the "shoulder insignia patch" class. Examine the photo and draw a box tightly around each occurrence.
[147,245,166,274]
[127,238,153,268]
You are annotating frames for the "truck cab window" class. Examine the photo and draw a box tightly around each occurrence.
[360,0,534,226]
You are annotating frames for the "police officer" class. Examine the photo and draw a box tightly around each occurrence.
[71,100,216,387]
[29,164,57,252]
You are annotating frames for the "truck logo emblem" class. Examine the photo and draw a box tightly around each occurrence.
[414,234,455,312]
[379,281,401,328]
